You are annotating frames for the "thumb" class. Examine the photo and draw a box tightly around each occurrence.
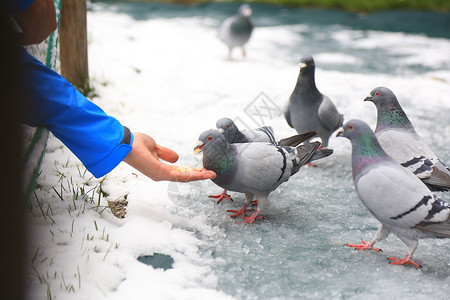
[155,144,179,163]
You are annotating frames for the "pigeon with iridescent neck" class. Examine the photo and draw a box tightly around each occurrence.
[194,129,332,224]
[211,117,317,204]
[284,55,343,147]
[219,4,253,60]
[365,87,450,191]
[337,119,450,268]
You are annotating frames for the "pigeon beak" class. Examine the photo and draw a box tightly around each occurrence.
[194,140,205,154]
[336,128,345,137]
[364,94,372,102]
[217,128,225,134]
[299,62,307,70]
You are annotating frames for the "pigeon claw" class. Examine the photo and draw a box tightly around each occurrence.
[239,210,263,224]
[345,239,382,252]
[388,254,421,268]
[227,204,254,218]
[209,190,233,204]
[251,200,258,206]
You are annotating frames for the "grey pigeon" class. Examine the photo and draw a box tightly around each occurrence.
[194,129,333,223]
[210,117,317,204]
[337,119,450,267]
[365,86,450,191]
[284,55,343,147]
[216,117,277,144]
[218,4,253,60]
[216,117,316,146]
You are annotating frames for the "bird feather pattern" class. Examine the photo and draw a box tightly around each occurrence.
[284,55,343,147]
[216,117,315,146]
[318,95,344,132]
[195,129,332,223]
[366,86,450,191]
[356,164,448,230]
[338,119,450,267]
[375,129,435,178]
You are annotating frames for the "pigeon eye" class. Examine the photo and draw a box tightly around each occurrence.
[348,124,355,131]
[226,123,231,129]
[375,91,381,96]
[207,136,213,141]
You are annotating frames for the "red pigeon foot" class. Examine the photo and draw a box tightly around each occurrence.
[345,239,382,252]
[209,190,233,204]
[227,204,253,218]
[389,254,421,268]
[239,210,263,224]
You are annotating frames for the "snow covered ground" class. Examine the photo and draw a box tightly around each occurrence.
[25,2,450,299]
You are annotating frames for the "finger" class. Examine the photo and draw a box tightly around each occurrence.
[171,170,217,182]
[151,162,215,182]
[155,145,179,163]
[162,164,216,182]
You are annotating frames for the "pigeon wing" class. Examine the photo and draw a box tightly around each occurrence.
[231,143,293,192]
[414,216,450,238]
[376,129,450,191]
[243,126,277,144]
[376,130,436,178]
[318,95,343,132]
[356,163,444,230]
[283,100,294,128]
[421,166,450,191]
[218,17,235,45]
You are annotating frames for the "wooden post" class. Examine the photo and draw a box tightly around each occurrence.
[60,0,88,89]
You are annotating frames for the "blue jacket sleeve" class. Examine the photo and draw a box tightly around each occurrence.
[4,0,34,13]
[20,47,133,178]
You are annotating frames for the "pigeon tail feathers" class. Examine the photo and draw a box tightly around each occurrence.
[278,131,316,147]
[310,148,334,162]
[290,141,321,174]
[421,166,450,192]
[415,215,450,238]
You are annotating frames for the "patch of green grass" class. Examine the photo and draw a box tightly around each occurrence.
[254,0,450,12]
[74,79,99,99]
[27,160,128,297]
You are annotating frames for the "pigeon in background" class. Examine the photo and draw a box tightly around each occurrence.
[337,119,450,267]
[216,117,316,146]
[218,4,253,60]
[284,55,343,147]
[194,129,333,224]
[210,117,317,204]
[365,86,450,192]
[216,117,277,144]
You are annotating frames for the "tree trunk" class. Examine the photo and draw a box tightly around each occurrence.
[60,0,88,89]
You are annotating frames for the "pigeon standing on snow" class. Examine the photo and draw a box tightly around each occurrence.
[210,117,317,204]
[365,86,450,191]
[337,119,450,267]
[218,4,253,60]
[194,129,333,224]
[284,55,343,147]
